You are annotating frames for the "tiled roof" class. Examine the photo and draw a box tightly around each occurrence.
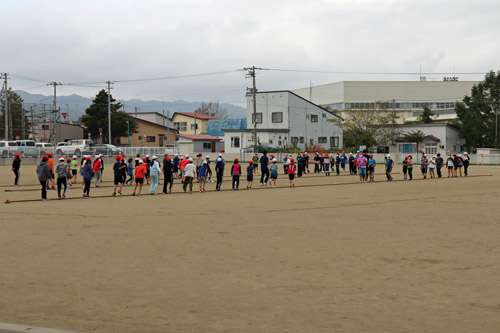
[174,112,220,120]
[178,134,222,141]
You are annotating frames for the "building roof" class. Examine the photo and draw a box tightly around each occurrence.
[173,112,220,120]
[131,117,178,132]
[223,128,290,133]
[207,118,247,136]
[178,134,222,141]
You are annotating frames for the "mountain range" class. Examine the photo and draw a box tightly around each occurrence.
[15,90,247,121]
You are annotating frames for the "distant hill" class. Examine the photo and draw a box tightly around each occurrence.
[15,90,247,121]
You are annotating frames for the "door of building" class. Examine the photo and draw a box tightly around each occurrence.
[211,141,216,153]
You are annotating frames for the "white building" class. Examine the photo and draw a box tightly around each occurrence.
[223,90,343,153]
[292,80,477,123]
[389,123,465,156]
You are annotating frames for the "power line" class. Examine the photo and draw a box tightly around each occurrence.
[265,68,488,75]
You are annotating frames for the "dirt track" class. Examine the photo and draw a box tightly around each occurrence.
[0,164,499,332]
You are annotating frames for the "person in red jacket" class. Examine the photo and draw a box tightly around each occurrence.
[132,160,146,196]
[92,156,102,187]
[287,158,296,187]
[231,158,241,190]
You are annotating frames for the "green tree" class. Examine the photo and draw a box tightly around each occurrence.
[82,89,138,144]
[0,88,30,140]
[404,130,426,154]
[455,70,500,149]
[418,105,436,123]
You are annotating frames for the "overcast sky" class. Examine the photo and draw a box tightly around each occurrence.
[2,0,499,106]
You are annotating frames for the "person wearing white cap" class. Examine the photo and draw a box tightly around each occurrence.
[149,155,160,195]
[348,153,355,175]
[205,155,213,182]
[385,154,394,181]
[56,157,69,199]
[71,155,78,184]
[428,155,436,179]
[92,154,103,187]
[215,157,224,191]
[463,152,470,176]
[183,158,196,193]
[269,158,279,188]
[420,154,429,179]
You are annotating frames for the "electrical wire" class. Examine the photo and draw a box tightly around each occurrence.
[265,68,488,75]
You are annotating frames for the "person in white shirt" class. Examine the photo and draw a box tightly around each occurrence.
[428,156,436,179]
[183,158,196,194]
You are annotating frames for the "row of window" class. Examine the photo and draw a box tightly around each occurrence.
[138,135,156,142]
[291,136,339,147]
[174,122,198,132]
[330,102,457,110]
[251,112,326,124]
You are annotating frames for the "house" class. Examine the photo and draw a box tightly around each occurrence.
[388,123,465,156]
[36,121,84,143]
[172,112,219,135]
[177,134,223,155]
[119,117,177,147]
[222,90,343,153]
[129,112,174,129]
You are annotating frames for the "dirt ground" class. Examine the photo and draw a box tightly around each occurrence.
[0,162,499,332]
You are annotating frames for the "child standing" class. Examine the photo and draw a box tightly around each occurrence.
[402,156,408,180]
[56,157,69,199]
[252,153,259,175]
[149,155,160,195]
[324,154,330,176]
[198,160,208,192]
[429,156,436,179]
[82,156,93,198]
[420,154,429,179]
[447,155,454,177]
[132,160,146,196]
[231,158,241,190]
[215,157,224,191]
[385,154,394,181]
[246,161,254,190]
[71,156,78,184]
[11,153,21,186]
[269,158,279,188]
[287,158,296,187]
[93,156,102,187]
[112,156,126,197]
[368,154,376,182]
[125,158,134,185]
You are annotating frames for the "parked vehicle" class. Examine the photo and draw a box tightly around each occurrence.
[55,139,96,157]
[35,142,55,157]
[94,144,124,156]
[14,140,38,157]
[0,141,20,157]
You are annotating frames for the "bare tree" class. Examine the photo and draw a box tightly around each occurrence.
[195,100,228,119]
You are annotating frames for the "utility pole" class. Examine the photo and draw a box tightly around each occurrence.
[107,81,113,144]
[47,81,62,144]
[495,106,498,148]
[2,73,9,140]
[244,66,262,152]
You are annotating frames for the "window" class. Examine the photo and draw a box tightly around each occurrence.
[231,136,240,148]
[42,124,50,130]
[322,113,327,118]
[318,137,327,143]
[272,112,283,123]
[300,137,305,143]
[174,122,187,132]
[330,136,339,148]
[252,113,262,124]
[146,136,155,142]
[203,142,212,149]
[291,137,299,144]
[311,114,318,122]
[138,135,143,140]
[190,123,199,130]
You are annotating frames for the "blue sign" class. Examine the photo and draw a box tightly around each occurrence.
[99,128,103,134]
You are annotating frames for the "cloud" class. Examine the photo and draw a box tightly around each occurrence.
[2,0,499,105]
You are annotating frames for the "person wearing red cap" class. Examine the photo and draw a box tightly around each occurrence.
[112,156,126,196]
[287,158,296,187]
[12,153,21,185]
[82,156,93,198]
[340,151,347,173]
[402,156,409,180]
[231,158,241,190]
[368,154,376,182]
[246,160,254,190]
[56,157,69,199]
[92,156,102,187]
[132,160,146,196]
[65,158,73,186]
[47,153,56,189]
[162,157,174,194]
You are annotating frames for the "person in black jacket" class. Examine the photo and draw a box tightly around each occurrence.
[162,157,174,194]
[215,158,224,191]
[12,153,21,186]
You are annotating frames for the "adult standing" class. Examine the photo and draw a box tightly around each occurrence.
[149,155,160,195]
[463,152,470,176]
[162,157,174,194]
[260,151,270,186]
[12,153,21,186]
[36,155,51,201]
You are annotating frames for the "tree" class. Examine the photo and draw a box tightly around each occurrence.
[82,89,138,144]
[0,88,30,140]
[194,100,228,119]
[454,70,500,149]
[404,130,426,154]
[418,105,436,123]
[330,106,401,149]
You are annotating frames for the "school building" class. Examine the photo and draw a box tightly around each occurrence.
[172,112,219,136]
